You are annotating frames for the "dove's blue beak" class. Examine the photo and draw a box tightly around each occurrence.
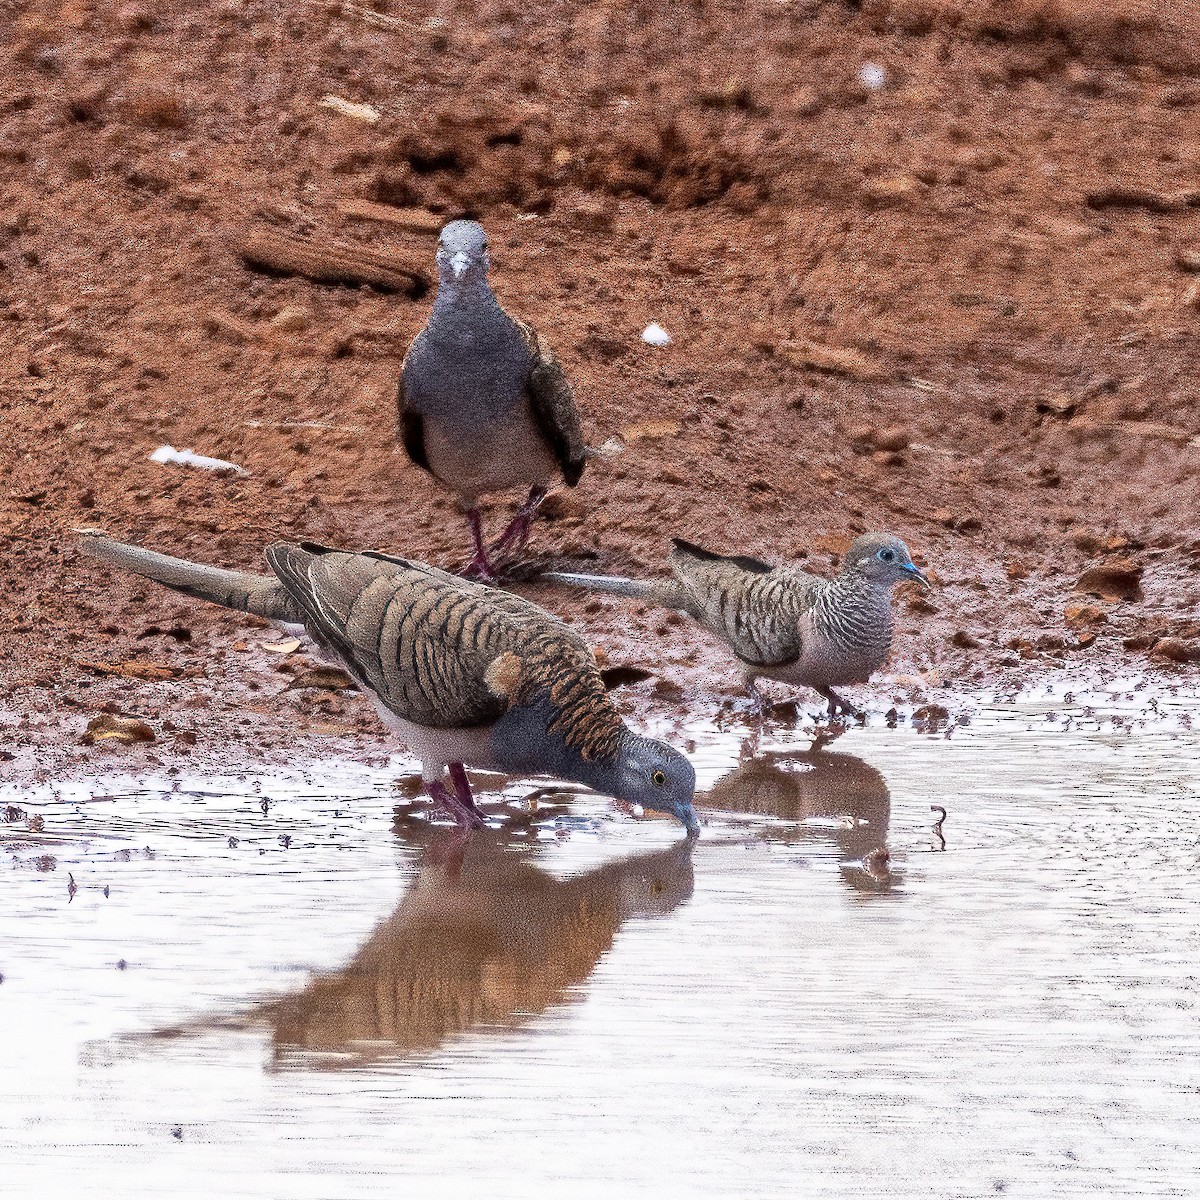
[679,804,701,838]
[450,251,470,278]
[902,562,931,589]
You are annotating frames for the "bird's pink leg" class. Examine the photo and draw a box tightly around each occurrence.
[448,763,487,827]
[459,508,499,583]
[426,777,486,830]
[491,486,548,556]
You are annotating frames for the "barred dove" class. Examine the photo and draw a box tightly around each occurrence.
[544,532,930,717]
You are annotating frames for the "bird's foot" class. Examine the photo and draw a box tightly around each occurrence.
[458,508,501,584]
[448,763,488,828]
[818,688,865,723]
[427,778,486,831]
[459,551,500,585]
[490,486,547,557]
[459,507,501,583]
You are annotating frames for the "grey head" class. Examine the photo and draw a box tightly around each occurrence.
[611,735,699,837]
[436,220,490,284]
[841,533,930,589]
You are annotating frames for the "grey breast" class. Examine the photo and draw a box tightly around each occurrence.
[402,301,533,431]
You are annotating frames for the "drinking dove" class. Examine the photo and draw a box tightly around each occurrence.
[543,532,930,717]
[80,535,698,834]
[397,220,586,582]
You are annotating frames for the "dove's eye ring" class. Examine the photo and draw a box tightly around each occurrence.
[651,770,667,787]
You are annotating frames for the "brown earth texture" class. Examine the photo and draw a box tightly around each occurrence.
[3,0,1200,781]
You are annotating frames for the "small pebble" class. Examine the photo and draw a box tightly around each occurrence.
[859,63,887,91]
[641,322,672,347]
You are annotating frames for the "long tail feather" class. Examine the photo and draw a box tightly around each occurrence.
[541,570,678,605]
[80,535,301,622]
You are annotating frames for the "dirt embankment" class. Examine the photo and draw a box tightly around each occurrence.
[2,0,1199,779]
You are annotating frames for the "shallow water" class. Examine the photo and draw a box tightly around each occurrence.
[3,684,1199,1198]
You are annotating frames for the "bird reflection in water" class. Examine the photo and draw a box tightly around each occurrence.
[259,814,694,1069]
[700,732,897,894]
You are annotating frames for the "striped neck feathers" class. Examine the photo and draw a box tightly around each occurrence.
[813,570,896,653]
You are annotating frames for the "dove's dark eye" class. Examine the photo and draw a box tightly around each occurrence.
[651,770,666,787]
[878,548,896,563]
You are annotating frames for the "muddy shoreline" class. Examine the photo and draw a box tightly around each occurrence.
[3,1,1200,783]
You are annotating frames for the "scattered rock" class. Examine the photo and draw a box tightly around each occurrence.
[539,492,585,521]
[863,174,920,205]
[83,715,156,745]
[76,659,183,681]
[565,192,614,231]
[641,322,672,347]
[950,630,981,649]
[1064,603,1107,629]
[269,305,312,333]
[599,665,653,691]
[262,637,302,654]
[287,667,357,691]
[1150,637,1200,664]
[621,418,681,441]
[150,445,246,475]
[318,95,381,124]
[1085,185,1195,213]
[858,63,887,91]
[912,704,951,726]
[1074,559,1144,602]
[334,199,441,233]
[1037,392,1075,418]
[779,340,891,382]
[852,424,909,453]
[792,87,824,117]
[1123,634,1157,651]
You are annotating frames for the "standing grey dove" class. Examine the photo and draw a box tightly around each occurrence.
[543,533,930,718]
[80,536,697,835]
[397,220,585,582]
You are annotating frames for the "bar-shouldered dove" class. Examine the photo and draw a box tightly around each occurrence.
[81,535,697,834]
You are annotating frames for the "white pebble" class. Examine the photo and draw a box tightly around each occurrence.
[858,63,887,91]
[318,95,381,124]
[150,445,246,474]
[641,322,672,347]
